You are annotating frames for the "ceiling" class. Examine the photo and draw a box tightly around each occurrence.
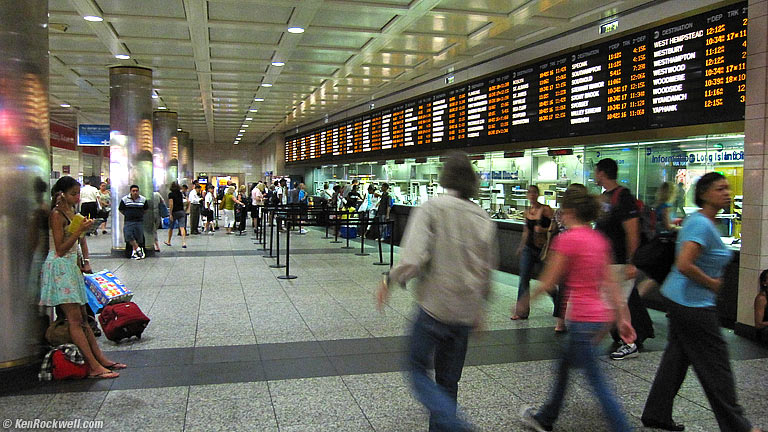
[47,0,654,147]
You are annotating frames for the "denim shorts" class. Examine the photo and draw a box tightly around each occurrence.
[123,221,144,243]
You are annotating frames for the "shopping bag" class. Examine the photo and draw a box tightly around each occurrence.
[84,270,133,309]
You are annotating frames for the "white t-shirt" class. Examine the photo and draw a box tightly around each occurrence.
[80,185,100,203]
[251,186,263,204]
[204,193,214,210]
[276,186,286,204]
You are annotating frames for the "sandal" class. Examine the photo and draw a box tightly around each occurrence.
[182,244,187,248]
[105,362,127,370]
[510,315,529,320]
[88,370,119,379]
[163,242,172,246]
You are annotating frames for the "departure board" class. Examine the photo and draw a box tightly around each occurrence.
[285,2,748,164]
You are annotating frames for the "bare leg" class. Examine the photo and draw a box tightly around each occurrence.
[181,227,187,246]
[60,304,117,377]
[129,240,139,252]
[166,225,173,245]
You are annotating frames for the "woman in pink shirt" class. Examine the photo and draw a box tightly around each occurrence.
[520,188,635,432]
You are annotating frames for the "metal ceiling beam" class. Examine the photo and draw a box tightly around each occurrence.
[183,0,215,145]
[248,0,324,143]
[270,0,443,143]
[68,0,132,57]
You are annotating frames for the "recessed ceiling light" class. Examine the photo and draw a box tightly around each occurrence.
[245,117,253,121]
[271,61,285,67]
[261,83,273,87]
[177,128,182,131]
[83,15,103,22]
[115,54,130,60]
[60,103,71,108]
[254,98,264,102]
[287,26,305,34]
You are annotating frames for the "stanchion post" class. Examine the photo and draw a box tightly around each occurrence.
[278,219,297,280]
[373,220,389,266]
[266,210,277,258]
[356,225,369,256]
[270,216,285,268]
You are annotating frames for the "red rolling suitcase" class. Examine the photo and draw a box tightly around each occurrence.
[98,302,150,343]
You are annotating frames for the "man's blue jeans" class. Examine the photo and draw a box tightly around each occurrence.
[409,308,472,432]
[535,321,631,432]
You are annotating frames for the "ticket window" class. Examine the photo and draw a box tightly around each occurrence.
[531,147,585,208]
[637,134,744,240]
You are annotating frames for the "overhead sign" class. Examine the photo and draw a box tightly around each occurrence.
[78,124,110,146]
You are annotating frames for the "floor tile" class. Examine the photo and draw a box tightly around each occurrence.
[271,389,364,427]
[184,398,277,432]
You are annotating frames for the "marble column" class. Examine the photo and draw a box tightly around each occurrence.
[738,0,768,333]
[0,0,50,368]
[152,110,178,196]
[109,66,154,254]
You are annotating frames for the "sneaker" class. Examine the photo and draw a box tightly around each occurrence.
[137,247,145,260]
[520,406,552,432]
[610,342,639,360]
[131,249,141,260]
[102,230,107,234]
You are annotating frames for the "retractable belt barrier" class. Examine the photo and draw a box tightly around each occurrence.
[260,205,395,281]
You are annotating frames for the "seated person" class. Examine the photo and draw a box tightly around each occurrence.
[755,269,768,344]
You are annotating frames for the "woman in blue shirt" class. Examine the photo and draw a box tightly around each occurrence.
[641,172,757,432]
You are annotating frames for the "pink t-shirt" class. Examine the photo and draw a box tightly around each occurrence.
[550,226,613,323]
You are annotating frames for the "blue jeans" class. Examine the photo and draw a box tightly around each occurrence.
[409,308,472,432]
[535,321,631,432]
[518,245,541,300]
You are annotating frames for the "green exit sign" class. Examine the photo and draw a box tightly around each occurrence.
[600,20,619,34]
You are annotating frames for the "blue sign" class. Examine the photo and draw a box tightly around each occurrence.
[78,124,110,146]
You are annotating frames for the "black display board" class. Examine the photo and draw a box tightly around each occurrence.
[285,2,748,164]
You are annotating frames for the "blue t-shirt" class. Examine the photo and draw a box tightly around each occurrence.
[661,212,733,308]
[298,190,307,203]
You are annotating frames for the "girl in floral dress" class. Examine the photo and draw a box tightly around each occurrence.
[40,176,126,379]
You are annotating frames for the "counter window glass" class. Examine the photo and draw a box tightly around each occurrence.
[308,132,743,246]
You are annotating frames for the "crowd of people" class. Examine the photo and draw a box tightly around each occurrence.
[37,158,764,431]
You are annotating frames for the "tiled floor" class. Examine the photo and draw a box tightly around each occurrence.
[2,224,767,431]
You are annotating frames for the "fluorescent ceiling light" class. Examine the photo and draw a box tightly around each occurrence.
[151,94,158,99]
[158,106,167,110]
[254,98,264,102]
[83,15,103,22]
[60,103,71,108]
[177,128,182,131]
[249,108,258,112]
[261,83,273,87]
[115,54,130,60]
[239,129,245,133]
[271,61,285,67]
[245,117,253,121]
[242,124,249,127]
[287,26,305,34]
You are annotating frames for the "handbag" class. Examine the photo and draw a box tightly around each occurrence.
[45,318,72,346]
[633,231,678,284]
[51,349,88,380]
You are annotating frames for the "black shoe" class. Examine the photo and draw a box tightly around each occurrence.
[641,417,685,431]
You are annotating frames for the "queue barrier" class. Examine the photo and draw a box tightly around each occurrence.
[261,205,395,281]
